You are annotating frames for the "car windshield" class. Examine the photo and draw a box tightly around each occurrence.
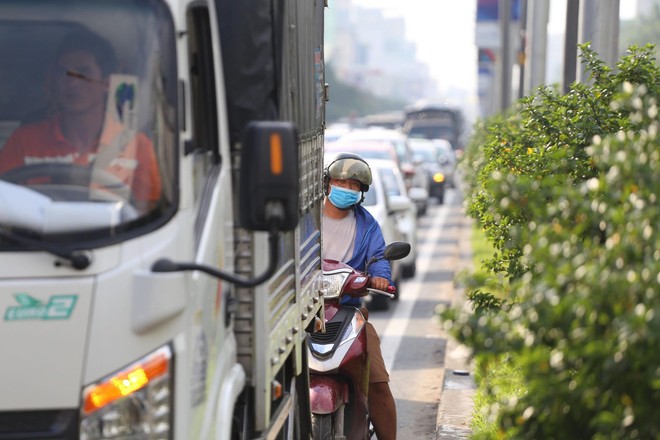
[378,168,402,196]
[391,140,410,165]
[0,0,177,247]
[407,125,454,140]
[411,146,436,163]
[348,149,391,161]
[362,187,377,206]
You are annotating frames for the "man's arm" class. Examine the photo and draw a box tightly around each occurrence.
[0,130,27,174]
[364,225,392,285]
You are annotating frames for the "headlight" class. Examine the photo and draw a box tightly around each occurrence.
[322,269,351,299]
[341,309,366,344]
[80,345,173,440]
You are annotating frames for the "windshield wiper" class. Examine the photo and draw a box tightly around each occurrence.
[0,228,92,270]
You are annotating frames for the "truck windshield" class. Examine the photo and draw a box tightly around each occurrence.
[0,0,177,246]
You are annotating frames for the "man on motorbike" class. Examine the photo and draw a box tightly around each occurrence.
[322,152,397,440]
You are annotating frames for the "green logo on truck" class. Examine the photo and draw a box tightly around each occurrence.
[4,293,78,321]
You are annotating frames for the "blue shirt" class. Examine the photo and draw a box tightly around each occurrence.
[340,205,392,306]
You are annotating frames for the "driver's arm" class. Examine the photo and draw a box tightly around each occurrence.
[0,129,29,175]
[128,133,162,213]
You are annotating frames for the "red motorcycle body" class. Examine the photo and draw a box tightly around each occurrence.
[308,259,372,439]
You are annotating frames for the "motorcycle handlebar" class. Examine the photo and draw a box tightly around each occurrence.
[367,287,395,299]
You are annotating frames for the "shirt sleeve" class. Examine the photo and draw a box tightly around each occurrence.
[365,231,392,284]
[133,133,162,201]
[361,213,392,284]
[0,130,27,173]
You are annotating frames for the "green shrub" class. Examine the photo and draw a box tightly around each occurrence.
[446,45,660,438]
[460,44,659,303]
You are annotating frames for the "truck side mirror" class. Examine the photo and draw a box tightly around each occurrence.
[152,121,300,287]
[239,121,299,232]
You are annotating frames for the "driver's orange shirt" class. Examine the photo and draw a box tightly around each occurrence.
[0,116,161,202]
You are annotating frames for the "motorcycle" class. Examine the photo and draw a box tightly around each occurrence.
[307,241,411,440]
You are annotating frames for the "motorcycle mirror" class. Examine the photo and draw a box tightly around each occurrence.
[364,242,411,273]
[383,241,411,261]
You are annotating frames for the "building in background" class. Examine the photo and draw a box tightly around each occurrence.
[325,0,437,104]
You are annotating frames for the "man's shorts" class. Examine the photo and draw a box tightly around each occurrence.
[366,321,390,383]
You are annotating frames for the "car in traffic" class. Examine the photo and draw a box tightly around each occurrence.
[329,127,430,216]
[431,138,457,188]
[408,137,447,203]
[365,158,418,280]
[324,122,352,143]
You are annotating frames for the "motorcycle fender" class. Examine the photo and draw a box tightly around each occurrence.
[309,375,350,414]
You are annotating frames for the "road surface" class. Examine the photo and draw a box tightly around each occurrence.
[367,186,476,439]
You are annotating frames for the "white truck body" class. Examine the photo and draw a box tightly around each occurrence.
[0,0,325,438]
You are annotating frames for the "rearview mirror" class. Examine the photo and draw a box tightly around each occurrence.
[408,187,428,202]
[383,241,411,261]
[387,194,411,214]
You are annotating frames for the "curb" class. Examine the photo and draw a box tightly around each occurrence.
[435,214,476,440]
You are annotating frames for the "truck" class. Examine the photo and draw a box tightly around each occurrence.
[402,101,465,151]
[0,0,326,438]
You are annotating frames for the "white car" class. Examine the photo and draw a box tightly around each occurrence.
[333,127,430,216]
[365,158,418,280]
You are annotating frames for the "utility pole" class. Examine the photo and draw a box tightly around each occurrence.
[523,0,549,96]
[517,0,528,99]
[563,0,580,93]
[577,0,620,83]
[499,0,512,111]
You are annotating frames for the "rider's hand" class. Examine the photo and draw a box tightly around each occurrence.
[370,276,389,291]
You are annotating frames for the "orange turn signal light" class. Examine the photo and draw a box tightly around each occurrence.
[270,133,283,175]
[83,351,170,415]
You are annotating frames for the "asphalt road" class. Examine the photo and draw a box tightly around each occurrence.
[366,185,476,440]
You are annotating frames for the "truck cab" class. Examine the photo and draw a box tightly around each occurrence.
[0,0,325,438]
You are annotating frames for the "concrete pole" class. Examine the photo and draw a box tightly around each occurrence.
[517,0,528,99]
[523,0,549,95]
[563,0,580,93]
[577,0,620,82]
[499,0,512,111]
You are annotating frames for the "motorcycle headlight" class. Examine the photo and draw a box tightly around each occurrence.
[322,269,350,299]
[80,345,173,440]
[341,309,366,344]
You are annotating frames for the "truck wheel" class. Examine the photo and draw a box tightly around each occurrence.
[312,414,334,440]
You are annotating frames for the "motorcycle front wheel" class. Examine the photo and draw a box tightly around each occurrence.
[311,414,334,440]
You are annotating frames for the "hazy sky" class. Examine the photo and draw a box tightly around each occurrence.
[352,0,638,97]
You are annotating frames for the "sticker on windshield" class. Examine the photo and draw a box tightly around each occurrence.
[4,293,78,321]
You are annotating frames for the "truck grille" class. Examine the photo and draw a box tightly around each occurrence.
[0,409,77,439]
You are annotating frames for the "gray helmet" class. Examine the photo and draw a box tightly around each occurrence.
[324,152,372,193]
